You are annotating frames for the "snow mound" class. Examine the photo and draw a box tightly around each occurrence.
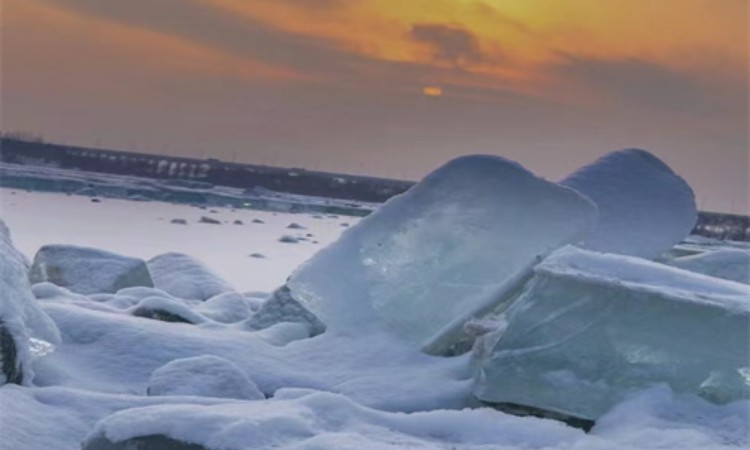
[253,322,311,346]
[666,249,750,284]
[147,355,263,400]
[561,149,697,259]
[29,245,153,295]
[472,245,750,421]
[288,155,597,351]
[82,390,579,450]
[147,253,235,301]
[195,292,254,324]
[244,286,325,337]
[116,286,176,301]
[0,219,60,385]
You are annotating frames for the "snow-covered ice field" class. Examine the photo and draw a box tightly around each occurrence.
[0,152,748,450]
[0,189,356,293]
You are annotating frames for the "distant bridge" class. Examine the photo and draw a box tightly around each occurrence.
[0,138,412,203]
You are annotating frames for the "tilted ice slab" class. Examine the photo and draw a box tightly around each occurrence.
[472,246,750,421]
[561,149,697,259]
[288,155,597,350]
[0,220,60,385]
[666,249,750,284]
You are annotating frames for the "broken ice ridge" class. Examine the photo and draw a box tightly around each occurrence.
[472,245,750,421]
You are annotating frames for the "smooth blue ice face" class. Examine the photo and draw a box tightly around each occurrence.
[287,155,597,348]
[561,148,697,260]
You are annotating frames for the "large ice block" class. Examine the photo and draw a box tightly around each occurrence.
[0,220,60,385]
[561,149,697,259]
[666,249,750,285]
[288,155,597,349]
[472,246,750,421]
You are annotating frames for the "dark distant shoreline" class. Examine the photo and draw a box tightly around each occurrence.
[1,137,747,241]
[0,137,412,203]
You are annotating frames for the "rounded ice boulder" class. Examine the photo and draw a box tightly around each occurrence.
[147,253,235,301]
[29,245,153,295]
[147,355,264,400]
[561,149,697,259]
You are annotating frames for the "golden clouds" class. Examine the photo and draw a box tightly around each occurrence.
[9,0,746,104]
[201,0,745,100]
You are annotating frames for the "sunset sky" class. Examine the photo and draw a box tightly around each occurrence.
[3,0,748,213]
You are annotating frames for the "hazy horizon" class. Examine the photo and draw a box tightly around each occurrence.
[3,0,748,213]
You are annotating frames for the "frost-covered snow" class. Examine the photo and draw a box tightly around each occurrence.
[0,189,355,292]
[147,355,264,400]
[473,245,750,421]
[288,155,597,350]
[561,149,697,259]
[0,168,748,450]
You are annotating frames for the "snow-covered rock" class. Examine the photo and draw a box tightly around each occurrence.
[0,220,60,385]
[147,253,235,301]
[288,155,597,351]
[666,249,750,284]
[147,355,263,400]
[472,246,750,421]
[560,149,697,259]
[278,235,299,243]
[132,297,206,324]
[244,285,325,337]
[198,216,221,224]
[29,245,153,295]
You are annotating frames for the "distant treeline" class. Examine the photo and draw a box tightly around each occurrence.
[1,137,748,241]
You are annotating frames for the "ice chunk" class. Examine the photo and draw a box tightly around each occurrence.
[29,245,153,295]
[147,355,263,400]
[147,253,235,301]
[560,149,697,259]
[0,220,60,385]
[472,246,750,421]
[288,155,597,349]
[666,249,750,284]
[244,285,325,337]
